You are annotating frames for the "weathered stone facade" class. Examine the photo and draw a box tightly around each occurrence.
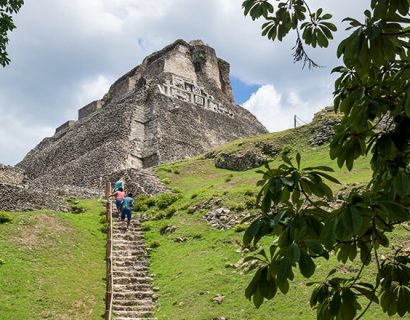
[17,39,267,191]
[0,164,27,185]
[0,164,67,212]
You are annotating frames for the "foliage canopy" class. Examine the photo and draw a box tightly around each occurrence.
[241,0,410,319]
[0,0,24,67]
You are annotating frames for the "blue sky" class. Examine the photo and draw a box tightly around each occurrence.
[230,76,259,105]
[0,0,367,165]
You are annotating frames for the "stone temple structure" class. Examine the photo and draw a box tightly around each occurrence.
[16,39,267,194]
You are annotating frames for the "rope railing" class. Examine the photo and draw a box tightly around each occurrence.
[104,181,114,320]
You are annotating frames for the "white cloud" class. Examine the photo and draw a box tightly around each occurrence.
[0,108,54,165]
[243,84,331,132]
[76,74,111,106]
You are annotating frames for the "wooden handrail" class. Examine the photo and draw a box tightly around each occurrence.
[104,181,114,320]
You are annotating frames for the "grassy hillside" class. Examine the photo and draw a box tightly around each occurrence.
[0,112,404,320]
[0,199,106,320]
[138,119,404,319]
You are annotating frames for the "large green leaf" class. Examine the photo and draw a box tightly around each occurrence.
[299,250,315,278]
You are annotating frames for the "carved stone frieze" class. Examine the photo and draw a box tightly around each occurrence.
[158,74,234,118]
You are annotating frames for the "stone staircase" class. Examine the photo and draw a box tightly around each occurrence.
[111,219,157,320]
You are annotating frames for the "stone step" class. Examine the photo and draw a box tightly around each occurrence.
[113,271,149,278]
[113,255,148,261]
[113,261,149,268]
[112,305,153,312]
[114,318,157,320]
[112,310,154,318]
[113,291,154,300]
[113,276,152,285]
[113,249,147,255]
[112,228,142,234]
[113,234,144,240]
[112,255,148,264]
[112,298,154,306]
[113,246,146,252]
[113,240,145,245]
[114,265,149,272]
[113,283,153,291]
[112,228,143,233]
[113,222,141,227]
[113,245,146,251]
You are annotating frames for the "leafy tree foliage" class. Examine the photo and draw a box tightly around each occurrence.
[0,0,24,67]
[241,0,410,318]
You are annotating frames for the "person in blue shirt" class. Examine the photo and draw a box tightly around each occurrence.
[114,176,125,192]
[121,193,134,228]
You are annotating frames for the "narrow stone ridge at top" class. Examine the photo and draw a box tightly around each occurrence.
[17,39,268,192]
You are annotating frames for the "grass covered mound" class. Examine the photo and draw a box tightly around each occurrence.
[138,122,405,319]
[0,199,106,320]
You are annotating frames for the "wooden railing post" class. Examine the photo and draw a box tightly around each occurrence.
[104,181,113,320]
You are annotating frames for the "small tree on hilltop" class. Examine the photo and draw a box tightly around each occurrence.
[241,0,410,319]
[0,0,24,67]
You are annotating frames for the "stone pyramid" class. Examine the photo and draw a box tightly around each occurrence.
[17,39,267,192]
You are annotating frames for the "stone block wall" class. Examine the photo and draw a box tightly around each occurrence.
[78,100,104,120]
[55,120,76,135]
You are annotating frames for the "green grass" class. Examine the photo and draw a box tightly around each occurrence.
[142,129,400,319]
[0,199,106,320]
[144,212,405,320]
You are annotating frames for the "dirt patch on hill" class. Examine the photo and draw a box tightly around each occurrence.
[12,213,73,250]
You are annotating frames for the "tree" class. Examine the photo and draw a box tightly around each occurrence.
[0,0,24,67]
[241,0,410,319]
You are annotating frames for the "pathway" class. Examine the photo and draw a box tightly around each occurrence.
[111,219,157,320]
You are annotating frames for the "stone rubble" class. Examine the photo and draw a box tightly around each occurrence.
[214,151,269,171]
[308,109,341,146]
[202,208,239,230]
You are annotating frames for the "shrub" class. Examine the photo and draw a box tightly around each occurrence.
[244,189,254,196]
[231,203,245,212]
[0,212,12,224]
[160,178,171,185]
[234,224,247,232]
[145,197,156,207]
[157,164,173,173]
[150,240,161,248]
[136,204,148,212]
[99,224,108,234]
[191,193,198,199]
[173,169,180,174]
[152,212,165,220]
[223,191,229,195]
[135,194,149,203]
[155,193,180,209]
[171,187,182,194]
[165,207,176,219]
[225,174,234,183]
[71,206,85,214]
[187,207,196,214]
[141,222,152,232]
[192,233,202,239]
[282,144,292,156]
[159,224,170,234]
[179,203,190,211]
[245,197,256,209]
